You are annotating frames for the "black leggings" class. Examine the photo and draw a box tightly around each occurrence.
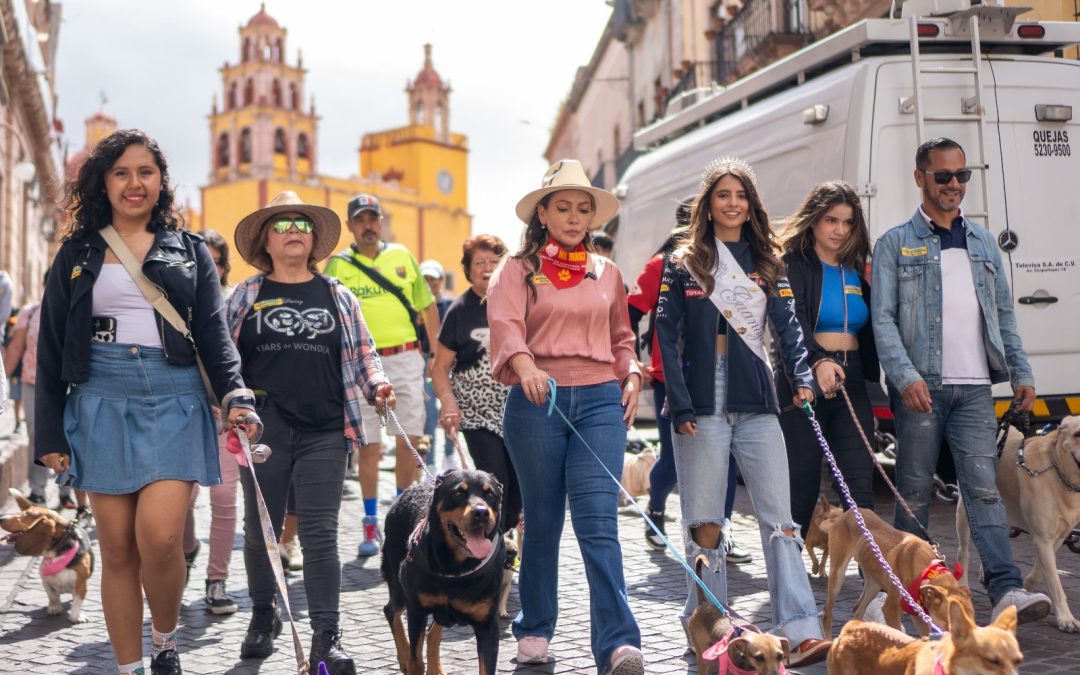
[462,428,522,531]
[779,353,876,536]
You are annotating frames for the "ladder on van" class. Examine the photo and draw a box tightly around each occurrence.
[903,2,1001,226]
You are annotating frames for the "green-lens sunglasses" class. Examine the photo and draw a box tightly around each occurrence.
[270,217,315,234]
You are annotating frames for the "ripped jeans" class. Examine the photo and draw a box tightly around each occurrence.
[672,357,823,644]
[891,383,1022,604]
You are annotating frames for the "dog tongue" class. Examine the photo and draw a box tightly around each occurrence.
[465,531,493,559]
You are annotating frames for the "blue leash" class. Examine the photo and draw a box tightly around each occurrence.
[544,378,729,615]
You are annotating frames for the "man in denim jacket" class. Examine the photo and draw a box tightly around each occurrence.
[872,137,1050,623]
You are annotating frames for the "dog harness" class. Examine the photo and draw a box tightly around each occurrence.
[933,655,948,675]
[1016,433,1080,493]
[701,625,789,675]
[406,516,504,579]
[40,524,89,578]
[900,560,964,616]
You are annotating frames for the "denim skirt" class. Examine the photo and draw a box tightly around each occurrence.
[58,342,221,494]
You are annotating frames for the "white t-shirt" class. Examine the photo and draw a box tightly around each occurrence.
[90,265,163,347]
[940,249,990,385]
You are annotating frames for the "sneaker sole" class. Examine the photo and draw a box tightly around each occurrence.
[206,603,238,615]
[725,555,753,564]
[788,646,831,668]
[1016,599,1052,624]
[609,654,645,675]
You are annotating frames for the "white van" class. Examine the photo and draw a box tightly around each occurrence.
[616,1,1080,421]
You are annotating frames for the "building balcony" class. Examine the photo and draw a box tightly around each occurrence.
[714,0,815,84]
[663,61,719,116]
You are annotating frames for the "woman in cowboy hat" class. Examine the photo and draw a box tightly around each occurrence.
[226,191,394,674]
[655,157,834,668]
[487,160,645,675]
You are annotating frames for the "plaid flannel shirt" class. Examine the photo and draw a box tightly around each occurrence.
[225,273,387,448]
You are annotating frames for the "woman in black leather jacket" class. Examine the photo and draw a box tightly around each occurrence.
[778,181,879,538]
[35,129,257,675]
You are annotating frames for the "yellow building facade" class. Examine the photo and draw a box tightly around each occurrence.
[199,6,471,287]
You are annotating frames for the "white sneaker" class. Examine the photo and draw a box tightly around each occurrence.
[280,537,303,571]
[992,588,1051,624]
[863,591,887,624]
[516,636,549,664]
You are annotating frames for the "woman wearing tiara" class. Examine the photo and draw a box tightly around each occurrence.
[655,157,833,668]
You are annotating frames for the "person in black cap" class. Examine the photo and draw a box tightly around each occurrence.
[323,194,440,558]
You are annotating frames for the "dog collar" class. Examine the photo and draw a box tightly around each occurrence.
[901,560,964,616]
[41,543,79,577]
[702,626,789,675]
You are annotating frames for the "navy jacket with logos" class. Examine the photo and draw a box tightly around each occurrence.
[35,228,247,459]
[656,240,814,430]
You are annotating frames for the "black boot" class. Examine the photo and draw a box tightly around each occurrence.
[310,629,355,674]
[150,649,182,674]
[645,506,666,551]
[240,605,282,659]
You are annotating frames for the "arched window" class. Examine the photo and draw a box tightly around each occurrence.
[415,103,425,124]
[272,80,282,107]
[297,133,310,160]
[242,37,251,63]
[244,79,254,106]
[274,128,287,154]
[240,128,252,163]
[276,38,284,63]
[217,133,230,168]
[227,82,237,110]
[289,83,298,110]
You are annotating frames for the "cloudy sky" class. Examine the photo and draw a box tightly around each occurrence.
[55,1,613,249]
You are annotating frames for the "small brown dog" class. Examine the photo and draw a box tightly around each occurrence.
[823,508,973,638]
[620,446,656,505]
[828,599,1021,675]
[0,489,94,623]
[804,494,842,578]
[687,556,789,675]
[497,531,519,619]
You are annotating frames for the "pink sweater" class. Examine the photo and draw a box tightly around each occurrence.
[487,255,640,387]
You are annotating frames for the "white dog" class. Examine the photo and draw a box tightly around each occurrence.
[957,415,1080,632]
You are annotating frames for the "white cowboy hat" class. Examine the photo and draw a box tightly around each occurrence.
[515,159,619,229]
[234,191,341,272]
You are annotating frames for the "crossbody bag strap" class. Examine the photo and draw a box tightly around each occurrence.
[334,251,420,323]
[100,225,219,405]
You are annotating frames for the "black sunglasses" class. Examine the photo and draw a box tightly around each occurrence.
[922,169,973,185]
[270,217,315,234]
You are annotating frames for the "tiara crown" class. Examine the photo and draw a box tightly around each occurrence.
[700,156,758,190]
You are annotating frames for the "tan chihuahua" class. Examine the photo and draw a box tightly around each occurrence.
[822,508,973,637]
[828,599,1021,675]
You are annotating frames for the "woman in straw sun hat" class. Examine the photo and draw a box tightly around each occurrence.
[226,191,394,673]
[487,160,645,675]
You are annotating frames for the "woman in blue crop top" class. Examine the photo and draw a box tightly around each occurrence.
[778,182,881,539]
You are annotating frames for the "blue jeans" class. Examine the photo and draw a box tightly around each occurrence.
[503,382,640,672]
[649,379,737,518]
[891,384,1022,603]
[672,357,823,644]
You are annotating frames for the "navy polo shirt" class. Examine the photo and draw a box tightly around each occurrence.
[922,209,968,251]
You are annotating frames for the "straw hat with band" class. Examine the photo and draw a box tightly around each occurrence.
[234,191,341,272]
[515,159,619,230]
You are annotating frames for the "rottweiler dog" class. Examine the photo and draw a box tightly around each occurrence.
[382,469,505,675]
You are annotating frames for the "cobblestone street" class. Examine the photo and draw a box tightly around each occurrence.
[1,421,1078,673]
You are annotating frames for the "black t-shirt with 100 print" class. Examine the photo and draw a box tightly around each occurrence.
[239,277,344,431]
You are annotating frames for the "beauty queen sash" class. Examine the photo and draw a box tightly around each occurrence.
[705,239,772,371]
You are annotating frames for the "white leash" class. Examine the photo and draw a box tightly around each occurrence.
[235,426,310,674]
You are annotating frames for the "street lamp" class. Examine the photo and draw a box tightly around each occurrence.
[0,120,38,183]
